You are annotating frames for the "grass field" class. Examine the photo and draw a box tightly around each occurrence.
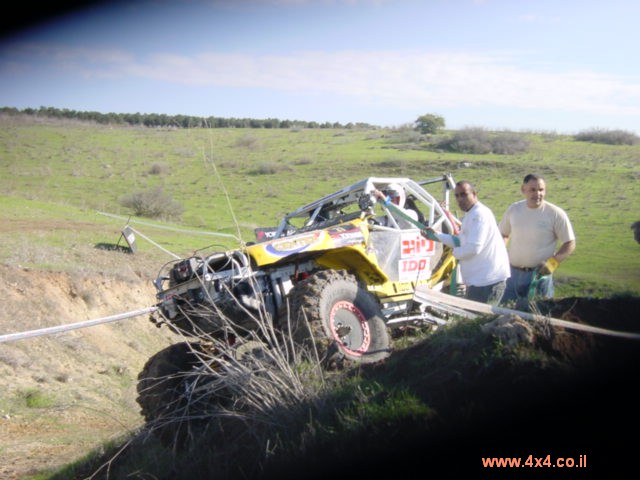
[1,114,639,296]
[1,113,639,479]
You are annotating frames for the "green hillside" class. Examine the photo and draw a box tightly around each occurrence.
[1,114,638,296]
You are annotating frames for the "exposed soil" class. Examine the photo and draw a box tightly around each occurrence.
[0,262,182,480]
[1,251,639,479]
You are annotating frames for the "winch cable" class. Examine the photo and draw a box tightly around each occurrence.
[96,211,241,241]
[0,306,159,344]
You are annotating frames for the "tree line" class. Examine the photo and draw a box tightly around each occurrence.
[0,106,377,130]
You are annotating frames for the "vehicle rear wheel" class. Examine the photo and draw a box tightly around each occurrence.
[283,270,390,367]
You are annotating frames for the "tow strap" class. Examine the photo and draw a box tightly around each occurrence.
[380,198,460,246]
[377,197,461,294]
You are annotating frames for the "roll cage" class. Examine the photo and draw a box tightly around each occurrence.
[270,174,458,238]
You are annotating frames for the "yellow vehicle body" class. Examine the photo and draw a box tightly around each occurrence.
[246,216,457,304]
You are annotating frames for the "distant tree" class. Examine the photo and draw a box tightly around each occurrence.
[415,114,445,134]
[3,105,362,130]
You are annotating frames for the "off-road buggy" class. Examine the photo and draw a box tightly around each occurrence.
[137,175,463,432]
[152,175,462,357]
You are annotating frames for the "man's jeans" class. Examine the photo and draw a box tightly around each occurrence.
[501,266,554,310]
[466,280,507,306]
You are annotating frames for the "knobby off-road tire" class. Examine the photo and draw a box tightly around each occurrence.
[137,340,274,446]
[136,342,202,422]
[136,341,209,446]
[284,270,391,366]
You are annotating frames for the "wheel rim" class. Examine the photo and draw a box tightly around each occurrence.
[329,300,371,356]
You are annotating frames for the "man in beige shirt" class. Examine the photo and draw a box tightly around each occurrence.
[499,174,576,308]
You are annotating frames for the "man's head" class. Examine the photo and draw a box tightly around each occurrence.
[384,183,406,207]
[521,173,546,208]
[454,181,477,212]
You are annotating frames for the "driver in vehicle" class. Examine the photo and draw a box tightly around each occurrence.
[373,183,420,227]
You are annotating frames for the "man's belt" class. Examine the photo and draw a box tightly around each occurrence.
[511,265,536,272]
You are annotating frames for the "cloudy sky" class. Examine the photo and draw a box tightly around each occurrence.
[1,0,639,133]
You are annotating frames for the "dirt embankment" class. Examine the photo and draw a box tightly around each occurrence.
[2,254,640,479]
[0,263,181,480]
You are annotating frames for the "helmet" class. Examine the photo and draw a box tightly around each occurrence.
[384,183,406,207]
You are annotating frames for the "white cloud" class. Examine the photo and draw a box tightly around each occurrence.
[129,48,640,116]
[4,43,640,117]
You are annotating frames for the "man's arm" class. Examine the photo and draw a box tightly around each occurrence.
[554,239,576,263]
[422,228,460,247]
[537,239,576,276]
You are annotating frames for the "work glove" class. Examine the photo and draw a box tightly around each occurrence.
[537,257,559,276]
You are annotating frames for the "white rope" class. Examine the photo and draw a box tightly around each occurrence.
[414,288,640,340]
[0,306,158,344]
[124,225,181,259]
[4,290,635,344]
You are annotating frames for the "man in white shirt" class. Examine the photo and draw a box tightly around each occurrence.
[499,173,576,308]
[424,181,510,305]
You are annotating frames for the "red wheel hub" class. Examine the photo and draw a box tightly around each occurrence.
[329,301,371,356]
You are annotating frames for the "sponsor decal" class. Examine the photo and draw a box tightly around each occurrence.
[401,232,435,257]
[398,232,434,281]
[398,257,431,281]
[328,223,365,246]
[254,226,296,241]
[265,231,321,256]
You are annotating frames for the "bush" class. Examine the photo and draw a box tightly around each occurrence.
[490,131,531,154]
[435,128,492,154]
[148,162,169,175]
[235,133,261,149]
[251,161,292,175]
[574,128,639,145]
[23,388,56,408]
[385,127,425,144]
[434,128,530,154]
[120,186,184,220]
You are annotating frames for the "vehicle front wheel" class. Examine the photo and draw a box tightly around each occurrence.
[282,270,390,367]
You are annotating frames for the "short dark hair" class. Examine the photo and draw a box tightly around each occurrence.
[523,173,545,184]
[455,180,476,194]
